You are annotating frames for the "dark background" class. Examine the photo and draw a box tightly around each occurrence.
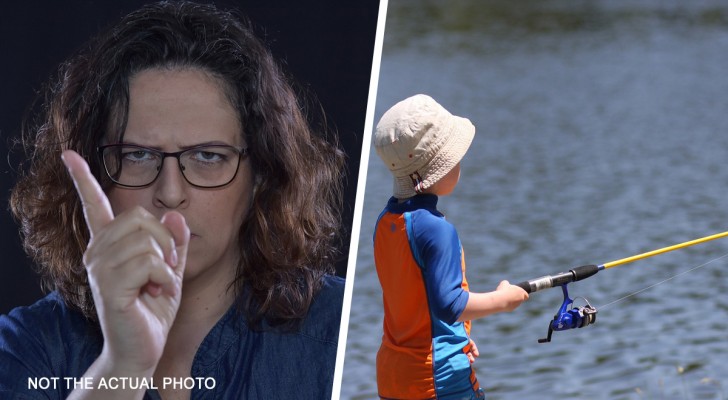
[0,0,380,314]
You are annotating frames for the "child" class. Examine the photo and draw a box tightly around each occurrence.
[372,94,529,400]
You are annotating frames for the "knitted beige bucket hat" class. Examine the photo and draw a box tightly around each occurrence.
[374,94,475,198]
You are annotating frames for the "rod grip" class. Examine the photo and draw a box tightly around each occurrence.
[513,265,600,295]
[515,281,532,294]
[571,264,600,281]
[514,275,553,293]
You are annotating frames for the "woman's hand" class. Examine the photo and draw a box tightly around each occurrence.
[62,150,190,379]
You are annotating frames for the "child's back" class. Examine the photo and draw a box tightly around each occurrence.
[374,195,477,399]
[373,95,528,400]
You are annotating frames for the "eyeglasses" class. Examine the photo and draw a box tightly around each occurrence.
[98,143,248,188]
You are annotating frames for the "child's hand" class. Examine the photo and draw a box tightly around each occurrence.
[458,280,531,321]
[464,339,479,364]
[495,280,529,312]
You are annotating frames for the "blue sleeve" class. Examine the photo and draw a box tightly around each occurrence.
[408,211,470,325]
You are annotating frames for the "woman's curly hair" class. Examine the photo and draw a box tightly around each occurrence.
[10,1,345,330]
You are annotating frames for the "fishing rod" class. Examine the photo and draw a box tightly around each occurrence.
[515,230,728,343]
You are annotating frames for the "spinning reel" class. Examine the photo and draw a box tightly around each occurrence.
[516,264,601,343]
[538,284,597,343]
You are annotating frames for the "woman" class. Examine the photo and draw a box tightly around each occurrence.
[0,2,346,399]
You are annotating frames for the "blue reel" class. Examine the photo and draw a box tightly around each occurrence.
[538,284,597,343]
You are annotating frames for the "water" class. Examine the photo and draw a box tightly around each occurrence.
[342,1,728,399]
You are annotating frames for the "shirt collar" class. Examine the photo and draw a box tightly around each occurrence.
[386,193,439,213]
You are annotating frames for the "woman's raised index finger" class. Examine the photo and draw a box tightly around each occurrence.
[61,150,114,236]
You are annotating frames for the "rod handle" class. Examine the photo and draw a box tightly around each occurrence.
[572,264,601,281]
[515,280,532,294]
[515,265,601,294]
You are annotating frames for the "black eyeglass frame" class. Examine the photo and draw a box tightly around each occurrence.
[97,143,249,189]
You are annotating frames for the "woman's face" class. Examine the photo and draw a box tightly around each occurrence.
[107,68,253,282]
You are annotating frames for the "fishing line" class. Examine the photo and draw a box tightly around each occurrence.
[598,251,728,311]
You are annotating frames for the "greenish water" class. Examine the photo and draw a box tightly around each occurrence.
[343,1,728,399]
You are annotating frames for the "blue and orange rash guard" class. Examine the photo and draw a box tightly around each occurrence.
[374,194,480,400]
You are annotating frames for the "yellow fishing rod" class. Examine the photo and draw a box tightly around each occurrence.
[514,230,728,343]
[602,230,728,269]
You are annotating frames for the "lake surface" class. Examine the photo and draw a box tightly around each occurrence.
[342,1,728,399]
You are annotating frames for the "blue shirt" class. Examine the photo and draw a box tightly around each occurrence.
[0,275,344,399]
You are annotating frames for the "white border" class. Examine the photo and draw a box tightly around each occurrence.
[331,0,388,398]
